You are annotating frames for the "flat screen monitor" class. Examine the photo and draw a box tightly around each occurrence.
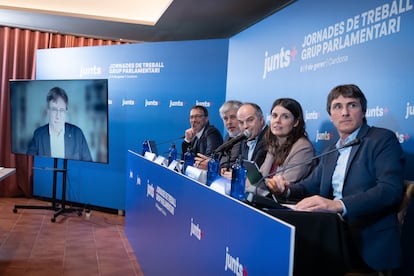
[10,79,109,164]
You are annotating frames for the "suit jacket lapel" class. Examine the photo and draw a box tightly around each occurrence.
[252,125,267,160]
[190,136,199,153]
[343,124,369,184]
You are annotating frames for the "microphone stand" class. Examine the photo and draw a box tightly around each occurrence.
[156,135,186,146]
[224,148,232,171]
[256,138,361,184]
[245,138,362,210]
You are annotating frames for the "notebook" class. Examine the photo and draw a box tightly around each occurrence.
[243,160,292,210]
[243,160,269,197]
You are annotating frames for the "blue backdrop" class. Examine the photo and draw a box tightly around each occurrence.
[34,39,229,210]
[33,0,414,210]
[227,0,414,179]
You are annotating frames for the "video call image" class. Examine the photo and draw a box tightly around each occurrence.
[10,79,109,164]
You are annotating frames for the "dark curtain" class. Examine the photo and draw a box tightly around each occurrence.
[0,26,127,197]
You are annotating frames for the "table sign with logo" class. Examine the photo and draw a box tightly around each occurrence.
[125,150,294,276]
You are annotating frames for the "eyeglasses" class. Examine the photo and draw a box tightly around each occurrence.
[190,114,205,120]
[49,108,67,115]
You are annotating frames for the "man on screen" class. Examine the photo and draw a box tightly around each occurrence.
[27,86,92,161]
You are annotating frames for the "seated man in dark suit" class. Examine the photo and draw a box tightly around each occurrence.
[218,100,244,170]
[181,105,223,158]
[220,102,268,179]
[194,100,243,170]
[267,84,405,274]
[27,86,92,162]
[237,103,268,167]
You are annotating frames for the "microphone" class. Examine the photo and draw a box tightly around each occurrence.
[264,138,361,180]
[214,129,251,154]
[245,138,362,209]
[143,136,186,159]
[156,135,186,146]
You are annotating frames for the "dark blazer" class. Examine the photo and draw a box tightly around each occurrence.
[290,123,405,271]
[27,123,92,162]
[239,125,268,167]
[181,123,223,158]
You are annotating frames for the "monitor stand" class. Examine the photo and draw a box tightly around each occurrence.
[13,158,83,222]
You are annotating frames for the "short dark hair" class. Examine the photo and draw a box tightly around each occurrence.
[326,84,367,123]
[191,105,208,117]
[47,87,68,108]
[241,102,263,119]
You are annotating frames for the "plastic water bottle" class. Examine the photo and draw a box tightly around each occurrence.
[168,143,177,165]
[206,154,220,186]
[183,147,195,174]
[142,140,150,155]
[230,158,247,200]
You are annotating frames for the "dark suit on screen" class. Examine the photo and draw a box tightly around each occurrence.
[181,123,223,158]
[27,123,92,162]
[289,123,405,271]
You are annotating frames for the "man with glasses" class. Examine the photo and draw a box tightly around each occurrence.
[181,105,223,160]
[27,86,92,161]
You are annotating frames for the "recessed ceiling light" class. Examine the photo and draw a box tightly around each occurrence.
[0,0,173,25]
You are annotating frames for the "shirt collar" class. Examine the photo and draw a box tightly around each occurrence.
[195,127,205,139]
[247,138,257,147]
[336,127,360,149]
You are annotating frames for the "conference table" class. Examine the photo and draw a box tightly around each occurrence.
[243,190,353,275]
[265,208,352,275]
[126,151,295,275]
[126,152,353,275]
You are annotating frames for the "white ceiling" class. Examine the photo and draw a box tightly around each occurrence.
[0,0,173,25]
[0,0,294,42]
